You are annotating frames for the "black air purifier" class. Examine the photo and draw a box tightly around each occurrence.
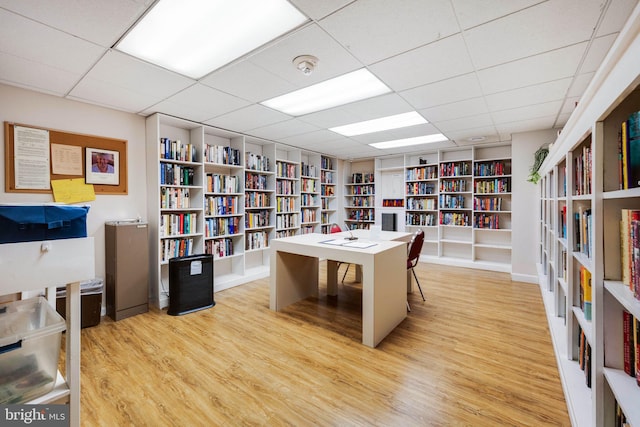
[168,254,215,316]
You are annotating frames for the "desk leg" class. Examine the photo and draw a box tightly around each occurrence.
[362,245,406,347]
[407,270,413,293]
[270,250,319,311]
[327,260,339,296]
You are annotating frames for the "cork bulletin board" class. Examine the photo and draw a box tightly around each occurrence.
[4,122,128,195]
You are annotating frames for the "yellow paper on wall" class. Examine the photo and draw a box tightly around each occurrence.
[51,178,96,203]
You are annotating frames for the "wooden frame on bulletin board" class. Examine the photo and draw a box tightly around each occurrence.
[4,122,128,195]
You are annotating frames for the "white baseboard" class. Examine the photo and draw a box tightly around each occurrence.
[510,272,538,284]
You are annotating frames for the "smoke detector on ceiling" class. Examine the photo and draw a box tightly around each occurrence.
[293,55,318,76]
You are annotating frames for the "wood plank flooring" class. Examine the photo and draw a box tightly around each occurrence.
[74,263,570,426]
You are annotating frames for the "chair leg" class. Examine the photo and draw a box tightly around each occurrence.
[412,268,425,301]
[406,301,411,312]
[341,264,350,283]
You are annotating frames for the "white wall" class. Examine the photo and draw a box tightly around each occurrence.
[511,129,557,282]
[0,84,147,283]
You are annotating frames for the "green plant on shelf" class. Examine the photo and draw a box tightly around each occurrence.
[527,146,549,184]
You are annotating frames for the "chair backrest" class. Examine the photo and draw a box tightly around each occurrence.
[330,224,342,234]
[407,229,424,266]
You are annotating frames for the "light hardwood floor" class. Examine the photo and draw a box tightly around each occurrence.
[73,262,570,426]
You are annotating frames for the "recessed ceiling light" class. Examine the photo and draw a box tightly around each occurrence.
[116,0,307,79]
[329,112,427,136]
[369,134,448,149]
[468,136,486,142]
[261,68,391,116]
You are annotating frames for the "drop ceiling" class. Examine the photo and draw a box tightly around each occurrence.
[0,0,637,160]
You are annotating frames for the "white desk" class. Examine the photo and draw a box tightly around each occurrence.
[269,230,410,347]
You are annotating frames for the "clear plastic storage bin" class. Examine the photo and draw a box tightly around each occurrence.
[0,296,66,404]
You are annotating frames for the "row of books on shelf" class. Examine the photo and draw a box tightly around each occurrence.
[473,213,501,229]
[406,166,437,181]
[622,309,640,387]
[440,179,467,192]
[276,162,297,179]
[276,180,296,195]
[573,144,592,196]
[440,194,465,209]
[204,144,241,166]
[162,238,194,262]
[473,161,509,177]
[440,161,470,177]
[206,173,240,193]
[349,184,374,195]
[351,173,374,184]
[246,152,270,172]
[301,178,318,193]
[615,401,632,427]
[321,198,332,209]
[473,197,504,211]
[245,172,269,190]
[320,170,334,183]
[382,199,404,207]
[246,230,268,250]
[574,206,593,259]
[578,325,592,388]
[160,138,196,162]
[205,216,241,237]
[579,265,593,321]
[406,197,436,210]
[276,197,296,213]
[301,194,319,206]
[348,196,374,207]
[160,163,196,186]
[406,182,435,195]
[160,213,198,237]
[621,209,640,301]
[276,229,297,238]
[205,196,239,216]
[321,156,334,170]
[276,213,298,229]
[300,162,318,178]
[619,110,640,190]
[321,186,335,196]
[246,211,270,229]
[406,213,437,226]
[301,209,317,223]
[206,238,234,259]
[439,212,470,227]
[160,188,191,209]
[245,192,270,208]
[474,178,509,194]
[348,209,374,221]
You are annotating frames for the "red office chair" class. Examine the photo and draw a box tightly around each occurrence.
[407,229,425,302]
[330,224,352,282]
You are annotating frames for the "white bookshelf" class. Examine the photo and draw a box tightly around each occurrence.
[536,5,640,425]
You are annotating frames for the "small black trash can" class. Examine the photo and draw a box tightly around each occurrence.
[56,278,103,328]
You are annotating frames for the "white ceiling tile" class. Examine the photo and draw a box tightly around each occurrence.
[445,126,503,144]
[580,33,618,73]
[76,50,194,97]
[463,0,603,69]
[477,43,587,94]
[433,113,495,133]
[0,0,151,47]
[495,116,558,135]
[68,78,166,113]
[451,0,543,30]
[200,61,295,103]
[145,84,251,122]
[289,0,353,20]
[568,72,595,97]
[485,78,572,112]
[560,97,580,115]
[246,24,362,87]
[247,119,321,140]
[400,73,483,110]
[0,52,80,96]
[204,104,291,132]
[555,112,573,128]
[0,8,105,74]
[419,97,488,123]
[348,123,443,144]
[278,129,346,146]
[596,0,639,37]
[319,0,459,65]
[492,101,563,124]
[370,34,475,91]
[299,93,414,128]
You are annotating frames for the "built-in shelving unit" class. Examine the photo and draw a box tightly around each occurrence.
[344,159,375,230]
[300,151,321,234]
[275,145,301,238]
[536,7,640,425]
[320,155,338,234]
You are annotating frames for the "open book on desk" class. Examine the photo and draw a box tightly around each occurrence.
[320,239,378,249]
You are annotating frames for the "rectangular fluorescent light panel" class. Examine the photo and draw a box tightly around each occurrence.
[369,134,448,149]
[116,0,307,79]
[330,112,427,136]
[261,68,391,116]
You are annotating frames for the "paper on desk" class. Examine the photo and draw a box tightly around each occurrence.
[51,178,96,203]
[343,241,378,249]
[320,239,347,246]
